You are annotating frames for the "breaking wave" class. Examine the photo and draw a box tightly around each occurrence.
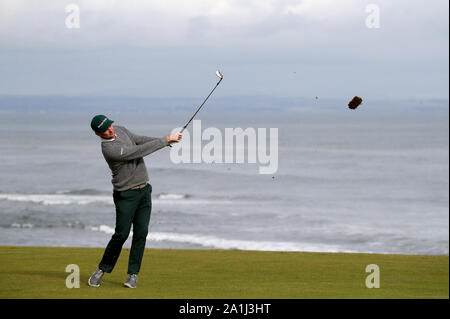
[87,224,357,253]
[0,192,208,206]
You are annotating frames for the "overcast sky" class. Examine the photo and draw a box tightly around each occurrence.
[0,0,448,99]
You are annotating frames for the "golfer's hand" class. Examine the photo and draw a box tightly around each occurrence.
[166,132,182,144]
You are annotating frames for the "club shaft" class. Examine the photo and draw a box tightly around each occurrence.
[180,78,222,133]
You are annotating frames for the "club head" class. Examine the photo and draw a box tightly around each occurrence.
[216,70,223,79]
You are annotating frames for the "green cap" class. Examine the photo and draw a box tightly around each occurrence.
[90,115,114,133]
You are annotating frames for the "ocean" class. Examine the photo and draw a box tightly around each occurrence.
[0,97,448,255]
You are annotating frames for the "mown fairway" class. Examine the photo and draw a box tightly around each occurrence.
[0,246,448,299]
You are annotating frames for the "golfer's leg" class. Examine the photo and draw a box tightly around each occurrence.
[99,191,138,273]
[128,184,152,275]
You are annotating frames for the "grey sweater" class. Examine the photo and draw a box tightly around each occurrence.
[101,125,169,191]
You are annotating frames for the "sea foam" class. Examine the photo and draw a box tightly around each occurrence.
[87,224,357,253]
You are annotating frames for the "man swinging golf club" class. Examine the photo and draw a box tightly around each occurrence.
[88,70,223,288]
[88,115,182,288]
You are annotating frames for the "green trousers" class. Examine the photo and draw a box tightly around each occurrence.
[99,183,152,275]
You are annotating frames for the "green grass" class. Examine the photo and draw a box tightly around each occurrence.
[0,246,448,299]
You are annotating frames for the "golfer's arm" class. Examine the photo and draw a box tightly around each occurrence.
[104,138,169,161]
[131,134,160,145]
[124,127,160,145]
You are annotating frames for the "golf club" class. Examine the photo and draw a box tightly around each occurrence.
[180,70,223,134]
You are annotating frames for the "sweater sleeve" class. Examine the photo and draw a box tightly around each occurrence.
[102,137,169,162]
[122,126,162,145]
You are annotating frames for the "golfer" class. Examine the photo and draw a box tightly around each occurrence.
[88,115,181,288]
